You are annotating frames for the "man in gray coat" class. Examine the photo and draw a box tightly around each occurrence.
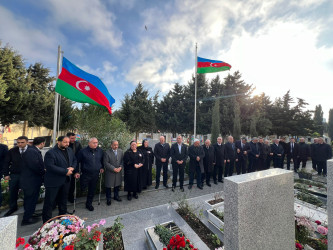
[104,140,123,206]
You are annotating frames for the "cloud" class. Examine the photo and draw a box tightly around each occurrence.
[79,61,118,87]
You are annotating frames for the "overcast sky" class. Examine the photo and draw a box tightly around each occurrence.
[0,0,332,119]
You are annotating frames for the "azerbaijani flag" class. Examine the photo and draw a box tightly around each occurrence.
[55,57,115,114]
[197,57,231,74]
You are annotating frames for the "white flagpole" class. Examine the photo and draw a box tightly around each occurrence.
[52,45,62,146]
[194,43,198,142]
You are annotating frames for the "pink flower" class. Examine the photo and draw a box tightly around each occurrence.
[315,220,321,225]
[317,226,328,235]
[99,219,106,226]
[87,226,92,232]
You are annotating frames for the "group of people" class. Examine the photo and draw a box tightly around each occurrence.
[0,133,332,227]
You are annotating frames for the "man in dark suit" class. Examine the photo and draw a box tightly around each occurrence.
[76,137,104,211]
[170,135,188,192]
[271,139,284,168]
[279,137,288,168]
[286,138,299,172]
[213,137,226,184]
[235,137,250,174]
[310,138,318,171]
[188,139,205,189]
[248,137,260,172]
[42,136,77,223]
[202,139,215,187]
[3,136,30,217]
[20,137,45,225]
[66,132,82,203]
[225,136,237,177]
[154,136,170,189]
[298,138,310,169]
[314,137,332,176]
[0,143,8,208]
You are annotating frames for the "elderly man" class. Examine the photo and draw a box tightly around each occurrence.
[76,138,104,211]
[311,138,318,171]
[42,136,76,223]
[154,136,170,189]
[188,139,205,190]
[314,137,332,176]
[298,138,310,169]
[213,137,226,184]
[170,135,188,192]
[287,138,299,172]
[225,136,237,176]
[271,139,284,168]
[104,140,123,205]
[203,139,215,186]
[249,137,260,172]
[262,139,272,170]
[235,137,250,174]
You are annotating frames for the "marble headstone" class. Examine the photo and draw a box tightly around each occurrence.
[0,215,17,250]
[224,169,294,250]
[327,159,333,249]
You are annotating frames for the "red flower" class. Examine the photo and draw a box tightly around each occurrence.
[16,237,25,248]
[163,248,167,250]
[315,220,322,225]
[24,243,31,248]
[64,245,74,250]
[186,239,190,243]
[189,244,194,248]
[295,242,303,250]
[309,185,312,188]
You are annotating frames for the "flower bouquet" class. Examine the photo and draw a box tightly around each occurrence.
[163,234,197,250]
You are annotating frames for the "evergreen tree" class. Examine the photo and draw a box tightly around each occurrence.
[313,104,324,136]
[328,109,333,140]
[233,99,241,140]
[211,99,220,144]
[250,115,258,137]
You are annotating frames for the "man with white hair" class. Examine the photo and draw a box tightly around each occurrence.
[225,136,237,176]
[75,137,104,211]
[188,139,205,189]
[203,139,215,186]
[213,137,226,184]
[271,138,284,168]
[298,138,310,169]
[154,136,170,189]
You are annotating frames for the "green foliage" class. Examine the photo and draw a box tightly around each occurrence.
[76,105,134,150]
[313,104,324,136]
[211,99,220,144]
[294,178,326,189]
[210,234,221,247]
[102,217,124,250]
[233,99,241,140]
[328,109,333,140]
[211,209,224,221]
[154,224,174,246]
[296,192,323,207]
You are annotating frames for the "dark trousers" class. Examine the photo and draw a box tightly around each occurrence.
[312,160,317,170]
[287,156,298,171]
[42,180,70,223]
[23,184,41,221]
[225,160,235,177]
[68,175,75,202]
[258,158,265,171]
[273,156,283,168]
[80,174,99,206]
[266,156,272,169]
[317,161,327,175]
[172,163,185,188]
[9,174,20,210]
[236,158,247,174]
[248,157,258,172]
[189,165,202,187]
[156,162,168,186]
[213,164,224,181]
[201,172,211,184]
[0,183,2,207]
[299,158,307,168]
[105,186,120,200]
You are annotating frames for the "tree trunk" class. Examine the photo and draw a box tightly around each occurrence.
[22,120,28,136]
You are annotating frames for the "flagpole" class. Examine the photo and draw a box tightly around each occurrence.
[194,43,198,142]
[52,45,62,146]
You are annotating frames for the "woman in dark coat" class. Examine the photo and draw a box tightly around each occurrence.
[123,141,144,200]
[137,139,154,189]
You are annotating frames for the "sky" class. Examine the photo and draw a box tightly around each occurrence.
[0,0,332,119]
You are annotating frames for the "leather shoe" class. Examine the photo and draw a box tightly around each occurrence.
[164,184,169,189]
[198,185,203,190]
[214,180,218,185]
[188,185,192,190]
[63,211,73,215]
[3,208,18,217]
[218,179,224,183]
[32,212,42,218]
[155,185,159,189]
[114,196,122,202]
[107,200,111,206]
[206,183,211,187]
[127,194,132,201]
[172,186,175,192]
[133,193,138,199]
[180,187,184,192]
[86,204,94,211]
[21,217,40,226]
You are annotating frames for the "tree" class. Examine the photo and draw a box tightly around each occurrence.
[250,115,257,137]
[211,99,220,144]
[328,109,333,140]
[313,105,324,136]
[233,99,241,139]
[0,43,32,125]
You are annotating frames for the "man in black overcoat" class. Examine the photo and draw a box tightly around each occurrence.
[225,136,237,177]
[213,137,226,184]
[279,137,288,168]
[188,139,205,189]
[154,136,170,189]
[202,139,215,186]
[271,139,284,168]
[298,138,310,169]
[235,137,250,174]
[42,136,77,223]
[286,137,299,172]
[311,138,318,171]
[314,137,332,176]
[170,135,188,192]
[248,137,260,172]
[0,143,8,208]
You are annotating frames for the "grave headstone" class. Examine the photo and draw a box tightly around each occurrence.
[327,159,333,249]
[0,215,17,249]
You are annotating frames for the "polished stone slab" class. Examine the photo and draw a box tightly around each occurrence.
[224,169,294,250]
[327,159,333,249]
[0,215,17,250]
